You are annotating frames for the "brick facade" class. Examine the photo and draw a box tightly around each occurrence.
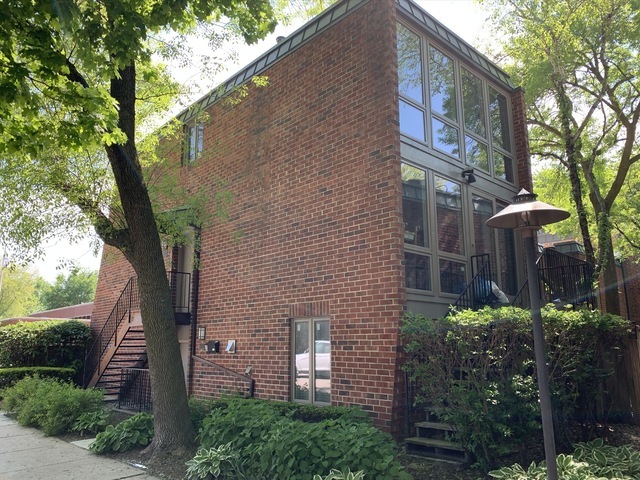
[91,0,530,437]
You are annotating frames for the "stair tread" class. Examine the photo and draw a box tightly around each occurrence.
[405,437,465,451]
[415,421,456,431]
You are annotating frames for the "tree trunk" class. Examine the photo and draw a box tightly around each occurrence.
[105,62,195,455]
[597,215,621,315]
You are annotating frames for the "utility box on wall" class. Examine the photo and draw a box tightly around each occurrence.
[204,340,220,353]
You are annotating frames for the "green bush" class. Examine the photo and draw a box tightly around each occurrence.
[89,412,154,454]
[197,398,411,480]
[401,306,629,469]
[489,439,640,479]
[1,374,104,435]
[0,366,75,390]
[0,320,90,381]
[314,469,365,480]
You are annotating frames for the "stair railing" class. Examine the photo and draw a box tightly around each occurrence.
[83,276,139,387]
[449,254,494,313]
[511,248,596,310]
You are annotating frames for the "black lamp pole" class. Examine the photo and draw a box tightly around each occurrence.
[486,189,569,480]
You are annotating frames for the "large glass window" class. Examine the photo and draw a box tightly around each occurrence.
[496,202,518,295]
[406,252,431,291]
[293,318,330,405]
[397,22,516,185]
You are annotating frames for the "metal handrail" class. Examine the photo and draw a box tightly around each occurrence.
[83,276,138,386]
[450,254,494,313]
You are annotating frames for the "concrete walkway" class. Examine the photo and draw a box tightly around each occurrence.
[0,414,160,480]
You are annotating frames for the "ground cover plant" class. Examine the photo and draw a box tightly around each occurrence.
[192,397,411,479]
[89,412,154,453]
[402,306,629,469]
[1,374,104,435]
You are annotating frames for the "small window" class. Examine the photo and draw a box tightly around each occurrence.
[183,122,204,164]
[293,318,330,405]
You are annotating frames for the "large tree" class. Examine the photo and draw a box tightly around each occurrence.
[0,265,41,319]
[0,0,275,457]
[38,267,98,310]
[481,0,640,314]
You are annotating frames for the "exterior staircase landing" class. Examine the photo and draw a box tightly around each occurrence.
[405,420,470,464]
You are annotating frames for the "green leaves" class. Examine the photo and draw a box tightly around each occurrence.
[89,412,154,454]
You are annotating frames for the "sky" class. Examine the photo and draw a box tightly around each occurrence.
[29,0,490,282]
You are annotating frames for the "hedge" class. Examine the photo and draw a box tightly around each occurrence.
[0,320,90,376]
[0,366,76,390]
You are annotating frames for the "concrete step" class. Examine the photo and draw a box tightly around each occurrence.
[405,436,469,463]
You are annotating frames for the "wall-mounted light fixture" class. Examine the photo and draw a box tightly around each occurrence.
[461,168,476,184]
[197,326,206,340]
[245,365,253,375]
[204,340,220,353]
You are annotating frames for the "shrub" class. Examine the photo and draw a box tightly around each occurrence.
[0,320,90,381]
[197,398,411,480]
[401,306,629,469]
[72,409,112,436]
[0,366,75,390]
[89,412,154,454]
[1,374,104,435]
[314,469,365,480]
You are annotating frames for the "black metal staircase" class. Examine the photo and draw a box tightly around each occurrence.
[83,272,192,402]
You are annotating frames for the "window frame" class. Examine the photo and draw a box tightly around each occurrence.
[291,317,331,406]
[396,21,517,185]
[183,121,204,165]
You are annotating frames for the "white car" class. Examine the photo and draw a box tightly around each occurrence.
[295,340,331,379]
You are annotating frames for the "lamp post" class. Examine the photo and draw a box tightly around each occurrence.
[486,189,569,480]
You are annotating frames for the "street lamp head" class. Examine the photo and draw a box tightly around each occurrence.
[486,189,570,230]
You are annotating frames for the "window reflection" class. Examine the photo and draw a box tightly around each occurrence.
[489,88,511,151]
[405,252,431,291]
[439,259,466,294]
[432,118,459,158]
[465,135,489,171]
[429,47,457,122]
[435,176,464,255]
[402,164,428,248]
[462,68,485,137]
[400,100,426,141]
[397,24,423,103]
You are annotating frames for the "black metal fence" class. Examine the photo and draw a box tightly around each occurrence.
[118,368,152,412]
[450,254,496,312]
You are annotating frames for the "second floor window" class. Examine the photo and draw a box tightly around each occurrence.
[184,122,203,164]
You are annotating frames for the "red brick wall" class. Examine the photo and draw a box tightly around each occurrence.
[183,0,406,433]
[91,246,137,336]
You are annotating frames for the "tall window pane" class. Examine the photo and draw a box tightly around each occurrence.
[400,100,426,142]
[461,68,486,137]
[435,176,464,255]
[314,320,331,404]
[497,202,518,295]
[429,47,457,122]
[489,88,511,151]
[472,194,496,280]
[294,321,310,401]
[432,118,459,158]
[405,252,431,291]
[402,164,428,248]
[465,135,489,171]
[495,153,514,183]
[397,24,423,104]
[439,259,466,294]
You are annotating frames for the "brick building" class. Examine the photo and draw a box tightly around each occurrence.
[90,0,532,436]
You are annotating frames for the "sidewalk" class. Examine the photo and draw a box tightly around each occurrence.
[0,414,160,480]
